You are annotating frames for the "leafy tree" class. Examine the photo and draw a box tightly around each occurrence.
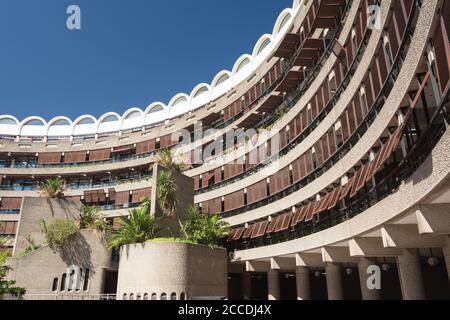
[38,219,78,251]
[107,207,158,249]
[79,205,111,232]
[180,207,230,247]
[156,170,178,217]
[40,178,66,199]
[155,148,190,173]
[0,251,26,297]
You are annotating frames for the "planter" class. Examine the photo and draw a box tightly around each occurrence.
[116,242,227,300]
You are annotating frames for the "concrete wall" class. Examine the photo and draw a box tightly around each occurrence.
[13,197,81,257]
[7,229,113,298]
[117,242,227,300]
[151,164,195,238]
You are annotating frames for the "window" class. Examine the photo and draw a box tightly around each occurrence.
[136,293,142,300]
[123,293,128,300]
[151,293,157,300]
[52,278,58,292]
[161,293,167,300]
[143,293,149,300]
[180,293,186,300]
[83,268,90,291]
[60,273,67,291]
[383,37,394,69]
[130,293,134,300]
[170,293,177,300]
[68,269,75,292]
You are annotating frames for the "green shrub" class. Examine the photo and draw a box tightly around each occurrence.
[38,219,78,251]
[181,207,230,247]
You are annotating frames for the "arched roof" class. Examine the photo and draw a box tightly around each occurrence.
[1,2,304,137]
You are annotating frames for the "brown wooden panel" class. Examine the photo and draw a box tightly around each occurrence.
[0,197,22,210]
[115,191,130,205]
[89,148,111,161]
[136,139,156,155]
[274,213,292,233]
[38,152,62,165]
[64,151,87,163]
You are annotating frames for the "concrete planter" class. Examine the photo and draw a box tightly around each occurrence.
[116,242,228,300]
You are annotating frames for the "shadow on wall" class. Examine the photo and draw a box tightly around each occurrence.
[59,231,95,277]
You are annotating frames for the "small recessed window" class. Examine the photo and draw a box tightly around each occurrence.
[52,278,58,292]
[60,273,67,291]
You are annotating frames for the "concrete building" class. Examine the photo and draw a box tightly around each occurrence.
[1,0,450,300]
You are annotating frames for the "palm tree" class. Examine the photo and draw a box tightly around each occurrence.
[154,148,190,173]
[79,205,111,232]
[140,196,151,214]
[156,170,178,217]
[107,207,158,249]
[40,178,65,199]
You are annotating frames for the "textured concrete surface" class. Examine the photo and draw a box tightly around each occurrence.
[117,242,228,300]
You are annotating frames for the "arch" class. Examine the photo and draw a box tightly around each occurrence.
[190,83,211,99]
[151,293,157,300]
[170,292,177,300]
[211,70,231,88]
[0,115,19,125]
[72,115,97,136]
[145,102,166,114]
[168,93,189,108]
[179,292,186,300]
[60,273,67,291]
[73,115,96,126]
[123,108,143,120]
[83,268,90,291]
[52,278,58,292]
[160,293,167,300]
[232,55,252,75]
[252,35,272,57]
[98,112,120,124]
[123,293,128,300]
[273,9,293,36]
[97,112,121,133]
[47,116,73,137]
[20,116,47,136]
[143,293,149,300]
[292,0,304,9]
[20,116,46,128]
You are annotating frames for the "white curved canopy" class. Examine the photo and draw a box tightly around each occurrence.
[0,1,303,138]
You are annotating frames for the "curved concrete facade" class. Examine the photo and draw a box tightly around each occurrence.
[2,0,450,300]
[116,243,227,300]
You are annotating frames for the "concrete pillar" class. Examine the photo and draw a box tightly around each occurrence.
[358,258,381,300]
[397,249,426,300]
[325,263,344,300]
[296,266,311,300]
[267,269,280,300]
[241,272,252,300]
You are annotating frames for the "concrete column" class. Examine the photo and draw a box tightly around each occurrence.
[358,258,381,300]
[241,272,252,300]
[296,266,311,300]
[325,263,344,300]
[267,270,280,300]
[442,237,450,282]
[397,249,426,300]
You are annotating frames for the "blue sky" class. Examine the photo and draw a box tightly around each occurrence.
[0,0,292,121]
